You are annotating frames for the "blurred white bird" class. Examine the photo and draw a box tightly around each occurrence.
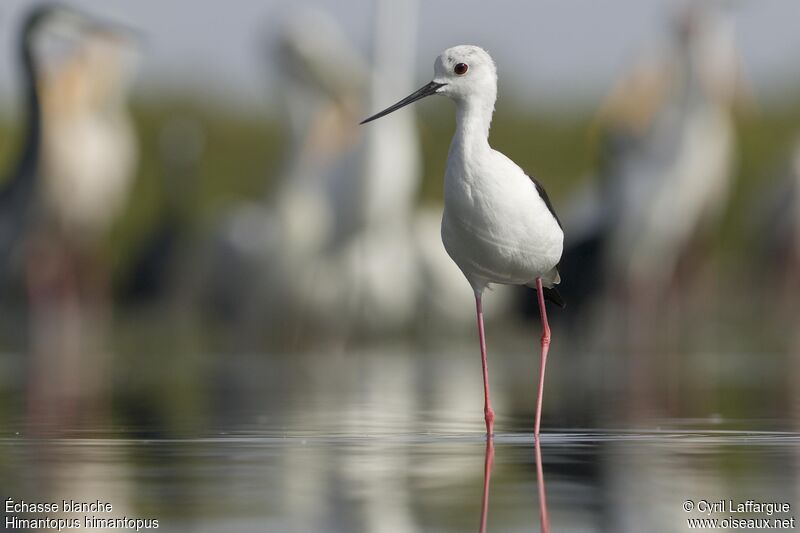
[213,3,438,339]
[208,6,369,337]
[0,6,133,290]
[0,4,140,432]
[600,2,743,291]
[551,2,751,422]
[38,28,139,244]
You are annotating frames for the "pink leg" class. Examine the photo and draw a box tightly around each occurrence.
[475,292,495,435]
[479,434,495,533]
[534,278,551,438]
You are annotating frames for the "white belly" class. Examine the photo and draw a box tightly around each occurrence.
[441,150,563,291]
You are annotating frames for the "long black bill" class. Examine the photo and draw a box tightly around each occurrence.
[360,81,446,125]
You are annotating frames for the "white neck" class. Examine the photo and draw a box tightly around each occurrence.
[452,94,495,156]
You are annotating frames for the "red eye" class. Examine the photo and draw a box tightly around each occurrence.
[454,63,468,75]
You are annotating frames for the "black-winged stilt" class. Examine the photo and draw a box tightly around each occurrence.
[361,45,565,437]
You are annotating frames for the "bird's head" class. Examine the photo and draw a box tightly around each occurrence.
[361,44,497,125]
[431,45,497,103]
[22,3,141,50]
[24,4,100,40]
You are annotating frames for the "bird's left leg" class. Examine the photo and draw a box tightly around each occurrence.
[474,291,495,435]
[534,278,551,439]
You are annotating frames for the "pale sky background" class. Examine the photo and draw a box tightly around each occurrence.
[1,0,799,116]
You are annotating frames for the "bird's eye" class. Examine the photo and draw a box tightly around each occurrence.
[454,63,468,75]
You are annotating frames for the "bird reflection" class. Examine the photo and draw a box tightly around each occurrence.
[478,436,550,533]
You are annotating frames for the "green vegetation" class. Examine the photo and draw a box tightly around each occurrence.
[1,95,799,280]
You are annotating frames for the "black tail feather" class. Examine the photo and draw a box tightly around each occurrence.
[543,287,566,308]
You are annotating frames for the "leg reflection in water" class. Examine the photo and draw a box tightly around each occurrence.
[479,436,495,533]
[535,437,551,533]
[479,436,550,532]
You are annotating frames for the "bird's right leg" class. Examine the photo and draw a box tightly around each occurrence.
[474,291,495,436]
[534,277,551,439]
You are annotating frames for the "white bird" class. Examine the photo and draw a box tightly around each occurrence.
[39,27,139,245]
[0,5,129,289]
[562,3,746,422]
[2,4,139,432]
[362,45,565,437]
[212,3,445,338]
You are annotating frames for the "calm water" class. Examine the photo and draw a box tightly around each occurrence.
[2,428,799,532]
[2,340,799,532]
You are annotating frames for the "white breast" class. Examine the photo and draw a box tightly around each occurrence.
[42,112,137,237]
[441,147,563,291]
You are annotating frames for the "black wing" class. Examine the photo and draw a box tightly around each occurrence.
[527,174,565,308]
[528,174,562,230]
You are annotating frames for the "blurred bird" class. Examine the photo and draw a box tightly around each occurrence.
[209,3,514,346]
[5,3,140,431]
[1,4,136,309]
[23,6,139,333]
[600,2,744,295]
[361,45,565,436]
[210,3,437,341]
[37,21,139,250]
[21,6,139,315]
[207,6,369,338]
[561,1,750,422]
[554,1,746,327]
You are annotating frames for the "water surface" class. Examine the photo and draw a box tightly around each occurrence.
[3,425,799,532]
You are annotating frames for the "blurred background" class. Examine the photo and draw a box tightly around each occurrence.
[1,0,800,531]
